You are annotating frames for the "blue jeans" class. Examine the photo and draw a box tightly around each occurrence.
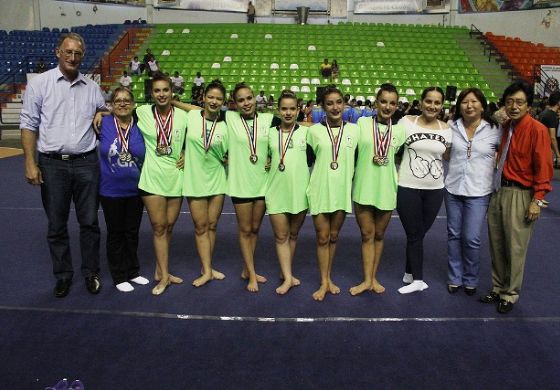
[39,152,100,280]
[445,190,491,288]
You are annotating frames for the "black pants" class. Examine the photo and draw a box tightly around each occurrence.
[396,186,444,280]
[100,195,144,285]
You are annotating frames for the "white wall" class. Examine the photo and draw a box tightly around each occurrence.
[0,0,36,31]
[38,0,146,29]
[455,8,560,47]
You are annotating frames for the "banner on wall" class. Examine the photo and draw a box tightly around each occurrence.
[354,0,423,13]
[540,65,560,97]
[459,0,560,12]
[154,0,246,12]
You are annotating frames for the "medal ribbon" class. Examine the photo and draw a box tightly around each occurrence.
[114,116,133,154]
[373,117,392,158]
[240,114,258,157]
[278,124,297,166]
[202,112,219,153]
[325,121,344,164]
[153,106,174,148]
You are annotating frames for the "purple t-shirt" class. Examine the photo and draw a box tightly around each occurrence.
[99,114,145,197]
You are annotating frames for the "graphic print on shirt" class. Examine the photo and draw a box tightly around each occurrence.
[404,132,447,180]
[108,137,138,172]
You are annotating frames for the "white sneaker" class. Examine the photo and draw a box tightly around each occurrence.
[129,276,149,285]
[116,282,134,292]
[398,280,429,294]
[402,273,413,284]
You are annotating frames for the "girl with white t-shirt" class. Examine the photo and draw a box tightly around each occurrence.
[396,87,452,294]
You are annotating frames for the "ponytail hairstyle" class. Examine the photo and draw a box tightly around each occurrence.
[277,89,298,107]
[205,78,226,98]
[231,82,253,101]
[319,84,343,107]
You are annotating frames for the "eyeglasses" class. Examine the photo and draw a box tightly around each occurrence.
[113,99,132,106]
[504,99,527,107]
[59,49,84,58]
[467,140,472,158]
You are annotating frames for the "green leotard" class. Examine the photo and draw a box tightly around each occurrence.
[352,116,406,210]
[182,110,228,197]
[265,125,310,214]
[137,104,187,197]
[226,110,274,198]
[306,122,359,215]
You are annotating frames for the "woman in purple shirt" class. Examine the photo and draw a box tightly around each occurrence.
[99,87,149,292]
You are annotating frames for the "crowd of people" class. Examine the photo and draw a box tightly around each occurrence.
[20,33,554,314]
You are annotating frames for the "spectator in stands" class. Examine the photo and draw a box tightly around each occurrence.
[129,56,141,76]
[20,32,106,298]
[170,71,185,95]
[34,58,47,73]
[304,99,314,122]
[408,99,421,116]
[537,92,560,167]
[147,57,159,77]
[311,97,326,123]
[362,99,375,117]
[481,81,553,314]
[492,99,508,126]
[119,70,132,88]
[100,85,112,102]
[247,1,256,23]
[256,90,268,112]
[342,94,356,123]
[331,59,339,79]
[142,48,154,74]
[320,58,332,78]
[192,71,205,101]
[268,95,275,109]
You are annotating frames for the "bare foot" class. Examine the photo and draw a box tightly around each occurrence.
[241,270,267,283]
[154,272,183,284]
[246,278,259,292]
[279,273,301,286]
[312,284,328,301]
[349,281,371,296]
[370,279,386,294]
[152,278,170,296]
[276,277,299,295]
[211,268,225,280]
[192,273,213,287]
[328,279,341,295]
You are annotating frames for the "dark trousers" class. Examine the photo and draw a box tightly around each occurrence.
[38,152,100,281]
[100,195,144,285]
[396,186,444,280]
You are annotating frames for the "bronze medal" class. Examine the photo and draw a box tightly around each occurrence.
[330,161,338,170]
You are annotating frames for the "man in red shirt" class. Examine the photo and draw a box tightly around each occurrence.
[481,81,553,314]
